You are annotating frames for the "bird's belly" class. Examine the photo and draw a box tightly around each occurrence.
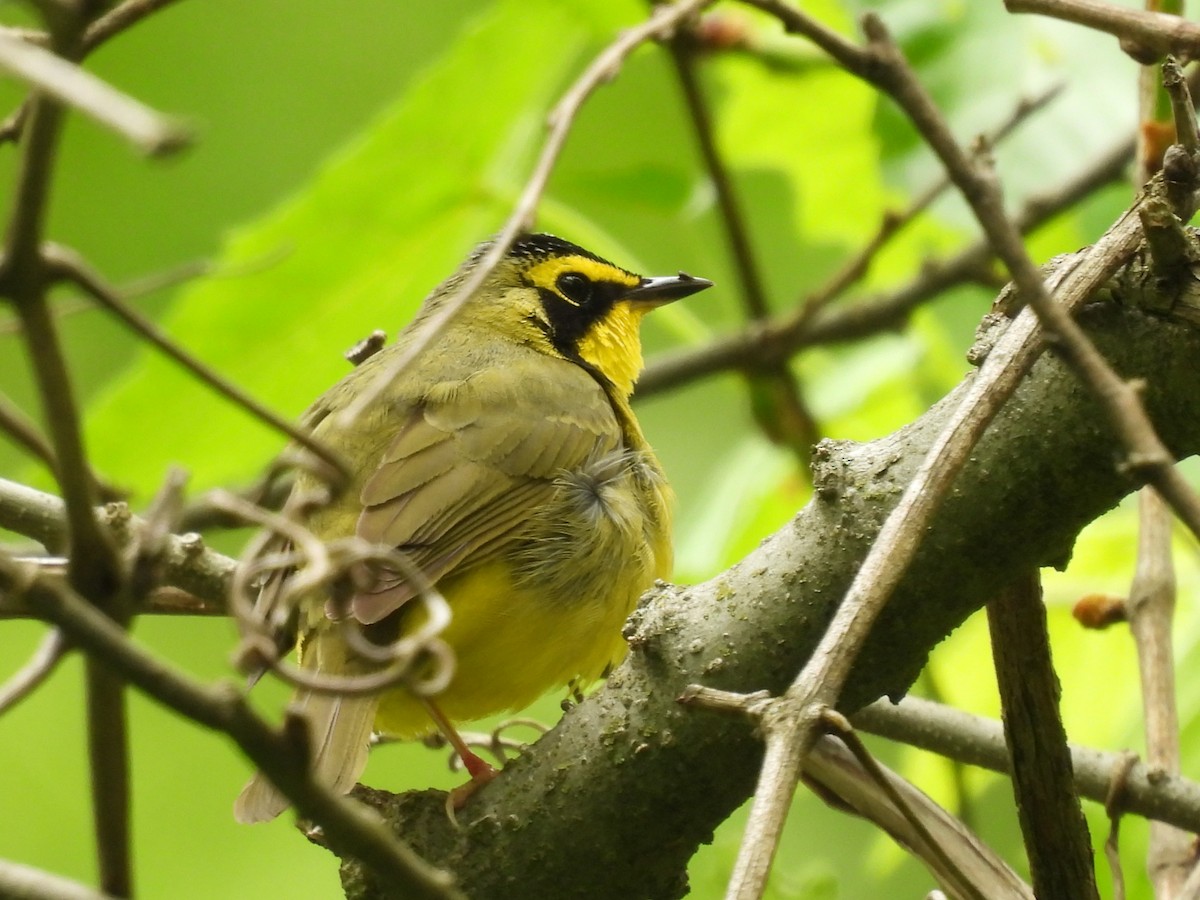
[374,450,669,739]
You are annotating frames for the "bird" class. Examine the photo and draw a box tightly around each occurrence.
[234,233,712,823]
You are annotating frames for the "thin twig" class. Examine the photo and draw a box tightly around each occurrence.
[0,389,58,477]
[1005,0,1200,62]
[0,628,67,716]
[0,582,227,618]
[1161,55,1190,153]
[0,476,234,608]
[854,696,1200,833]
[42,244,350,486]
[0,256,217,338]
[0,29,188,155]
[987,572,1098,900]
[1104,753,1140,900]
[803,732,1031,899]
[0,390,123,502]
[0,859,117,900]
[1164,55,1200,154]
[1127,488,1192,896]
[821,711,989,900]
[638,128,1131,398]
[788,82,1063,332]
[82,0,188,52]
[668,34,768,318]
[84,657,131,898]
[666,25,816,459]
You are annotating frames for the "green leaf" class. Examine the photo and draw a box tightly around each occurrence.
[85,0,603,497]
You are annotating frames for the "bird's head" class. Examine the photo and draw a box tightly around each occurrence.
[458,234,712,398]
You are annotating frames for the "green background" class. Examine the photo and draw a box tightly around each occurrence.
[0,0,1192,897]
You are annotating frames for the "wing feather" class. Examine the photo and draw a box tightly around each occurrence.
[350,360,620,624]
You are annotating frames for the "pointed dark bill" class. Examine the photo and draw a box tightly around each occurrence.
[624,272,713,307]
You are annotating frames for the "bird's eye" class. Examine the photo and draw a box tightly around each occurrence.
[556,272,592,305]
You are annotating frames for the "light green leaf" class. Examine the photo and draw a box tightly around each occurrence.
[85,0,602,497]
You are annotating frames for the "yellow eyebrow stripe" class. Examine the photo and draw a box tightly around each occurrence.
[523,255,641,298]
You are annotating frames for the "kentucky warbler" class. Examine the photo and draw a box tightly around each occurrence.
[235,233,711,822]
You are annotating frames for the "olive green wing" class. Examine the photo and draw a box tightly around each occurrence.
[350,364,621,624]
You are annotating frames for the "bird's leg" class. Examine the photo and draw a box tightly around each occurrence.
[421,698,497,807]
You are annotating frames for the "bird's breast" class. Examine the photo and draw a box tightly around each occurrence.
[507,447,672,610]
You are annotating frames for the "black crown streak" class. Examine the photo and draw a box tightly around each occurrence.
[508,233,612,266]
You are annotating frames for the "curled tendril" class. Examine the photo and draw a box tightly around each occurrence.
[214,485,457,702]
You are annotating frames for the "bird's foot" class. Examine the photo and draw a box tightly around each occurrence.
[443,756,499,825]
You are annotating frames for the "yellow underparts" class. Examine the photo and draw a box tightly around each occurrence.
[374,556,641,739]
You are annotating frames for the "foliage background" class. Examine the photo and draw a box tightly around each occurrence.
[1,0,1196,896]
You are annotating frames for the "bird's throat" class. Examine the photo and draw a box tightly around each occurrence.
[574,303,646,400]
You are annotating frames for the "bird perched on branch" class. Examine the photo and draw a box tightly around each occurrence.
[235,233,711,822]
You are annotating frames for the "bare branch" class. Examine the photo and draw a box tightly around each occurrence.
[1104,753,1139,900]
[1127,488,1193,896]
[1163,57,1198,155]
[1005,0,1200,63]
[666,26,815,459]
[0,389,58,478]
[0,628,67,716]
[854,697,1200,834]
[638,129,1131,398]
[0,29,188,155]
[667,36,768,320]
[0,859,117,900]
[82,0,188,52]
[822,711,994,900]
[987,573,1097,899]
[0,476,234,607]
[805,729,1030,900]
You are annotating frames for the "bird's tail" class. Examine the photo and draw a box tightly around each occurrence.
[234,681,378,823]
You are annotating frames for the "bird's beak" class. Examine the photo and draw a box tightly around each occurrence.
[624,272,713,308]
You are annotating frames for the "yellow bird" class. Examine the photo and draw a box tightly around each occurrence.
[235,234,711,822]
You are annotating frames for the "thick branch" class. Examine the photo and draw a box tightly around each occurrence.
[341,298,1200,898]
[988,574,1097,899]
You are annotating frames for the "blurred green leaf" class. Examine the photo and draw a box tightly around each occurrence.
[84,0,604,498]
